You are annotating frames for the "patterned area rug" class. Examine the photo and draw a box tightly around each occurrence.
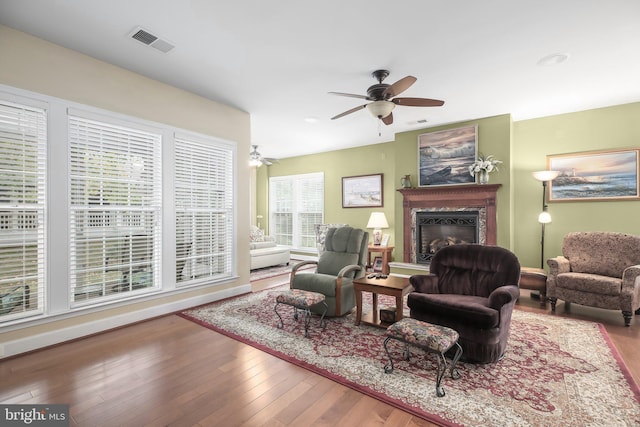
[179,286,640,426]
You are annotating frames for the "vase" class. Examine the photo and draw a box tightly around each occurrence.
[477,170,489,184]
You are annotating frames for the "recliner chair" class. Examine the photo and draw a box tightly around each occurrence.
[407,244,521,363]
[290,226,368,316]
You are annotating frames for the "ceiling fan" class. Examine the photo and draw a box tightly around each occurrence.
[249,145,278,167]
[329,69,444,125]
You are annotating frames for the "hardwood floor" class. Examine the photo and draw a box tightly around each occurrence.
[1,274,639,426]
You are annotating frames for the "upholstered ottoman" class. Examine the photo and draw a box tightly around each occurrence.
[274,289,327,338]
[520,267,548,307]
[383,318,462,397]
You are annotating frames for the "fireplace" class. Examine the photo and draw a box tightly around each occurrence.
[398,184,500,264]
[414,210,480,264]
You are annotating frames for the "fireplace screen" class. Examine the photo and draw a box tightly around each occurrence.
[416,211,479,264]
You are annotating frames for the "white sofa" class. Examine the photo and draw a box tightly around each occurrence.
[250,226,290,270]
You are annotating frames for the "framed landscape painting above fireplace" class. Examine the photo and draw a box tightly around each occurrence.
[418,125,477,186]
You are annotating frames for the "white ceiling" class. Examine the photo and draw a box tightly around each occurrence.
[1,0,639,160]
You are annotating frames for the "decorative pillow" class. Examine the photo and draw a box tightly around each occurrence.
[249,225,265,242]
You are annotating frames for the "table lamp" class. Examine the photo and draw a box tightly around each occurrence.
[367,212,389,245]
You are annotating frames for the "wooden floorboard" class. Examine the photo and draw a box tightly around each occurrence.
[1,274,639,426]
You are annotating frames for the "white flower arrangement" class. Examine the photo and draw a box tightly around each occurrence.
[468,154,502,176]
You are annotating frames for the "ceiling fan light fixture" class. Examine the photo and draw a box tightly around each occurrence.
[367,100,395,119]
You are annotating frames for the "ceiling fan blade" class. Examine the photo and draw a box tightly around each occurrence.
[263,157,279,165]
[331,104,367,120]
[328,91,371,100]
[392,97,445,107]
[383,76,417,98]
[382,112,393,125]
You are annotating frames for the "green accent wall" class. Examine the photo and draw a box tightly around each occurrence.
[257,102,640,269]
[513,102,640,268]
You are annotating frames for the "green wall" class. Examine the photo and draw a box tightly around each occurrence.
[257,102,640,269]
[258,114,514,261]
[513,102,640,268]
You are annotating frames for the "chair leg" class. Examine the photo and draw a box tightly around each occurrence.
[274,302,284,329]
[383,337,394,374]
[549,297,557,312]
[623,311,632,327]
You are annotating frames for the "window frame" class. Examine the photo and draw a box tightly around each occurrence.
[174,131,236,286]
[0,84,239,328]
[67,110,163,306]
[269,172,324,252]
[0,97,47,323]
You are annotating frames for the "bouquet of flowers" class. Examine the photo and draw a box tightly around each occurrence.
[468,154,502,177]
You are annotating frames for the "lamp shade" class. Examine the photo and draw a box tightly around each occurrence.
[366,101,395,119]
[366,212,389,229]
[532,170,560,182]
[538,211,552,224]
[367,212,389,245]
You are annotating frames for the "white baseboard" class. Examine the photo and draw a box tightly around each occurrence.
[0,284,251,359]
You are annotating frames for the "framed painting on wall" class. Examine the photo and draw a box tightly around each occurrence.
[548,148,640,202]
[418,125,477,186]
[342,173,383,208]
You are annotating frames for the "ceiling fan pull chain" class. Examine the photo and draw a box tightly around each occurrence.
[378,118,382,136]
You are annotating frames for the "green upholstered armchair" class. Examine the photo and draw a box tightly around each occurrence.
[290,226,368,317]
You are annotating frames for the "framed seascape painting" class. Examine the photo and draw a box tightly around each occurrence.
[418,125,477,186]
[342,173,383,208]
[548,148,640,202]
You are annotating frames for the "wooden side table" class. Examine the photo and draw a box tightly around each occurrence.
[353,275,413,328]
[367,244,394,275]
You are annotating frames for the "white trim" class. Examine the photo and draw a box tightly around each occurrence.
[0,283,251,359]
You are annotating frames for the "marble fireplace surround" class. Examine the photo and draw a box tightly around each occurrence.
[397,184,501,264]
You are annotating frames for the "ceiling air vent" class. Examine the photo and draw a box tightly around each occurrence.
[129,27,175,53]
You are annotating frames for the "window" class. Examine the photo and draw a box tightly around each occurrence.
[0,100,46,322]
[269,173,323,251]
[175,134,234,283]
[68,113,162,303]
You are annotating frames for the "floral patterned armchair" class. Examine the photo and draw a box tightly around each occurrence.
[547,231,640,326]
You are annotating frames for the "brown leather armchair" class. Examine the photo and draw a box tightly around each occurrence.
[547,231,640,326]
[407,244,521,363]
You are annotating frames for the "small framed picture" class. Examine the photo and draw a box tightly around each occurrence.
[380,234,390,246]
[373,256,383,272]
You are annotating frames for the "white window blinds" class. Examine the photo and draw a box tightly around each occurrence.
[68,114,162,302]
[269,173,323,251]
[0,101,46,322]
[175,135,234,283]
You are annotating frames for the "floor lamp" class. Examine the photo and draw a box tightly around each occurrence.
[532,170,559,269]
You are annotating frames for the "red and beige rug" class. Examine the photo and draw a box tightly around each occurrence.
[180,286,640,426]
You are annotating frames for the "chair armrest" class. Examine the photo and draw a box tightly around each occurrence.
[337,264,363,278]
[547,256,571,276]
[622,264,640,294]
[488,285,520,310]
[291,260,317,275]
[409,274,439,294]
[289,260,318,288]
